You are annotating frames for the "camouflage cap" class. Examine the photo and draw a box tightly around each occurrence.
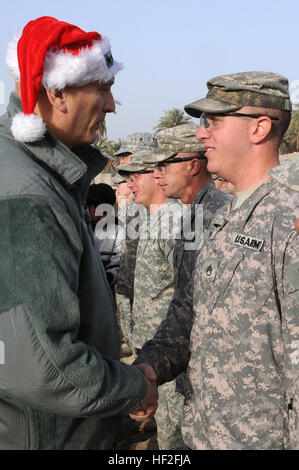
[117,151,156,175]
[111,174,126,186]
[156,123,205,154]
[268,157,299,192]
[140,148,206,165]
[184,72,291,118]
[137,149,174,165]
[114,132,158,156]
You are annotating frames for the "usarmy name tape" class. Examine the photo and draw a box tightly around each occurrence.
[232,232,264,251]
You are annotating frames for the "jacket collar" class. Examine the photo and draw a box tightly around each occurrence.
[193,180,214,205]
[4,93,108,188]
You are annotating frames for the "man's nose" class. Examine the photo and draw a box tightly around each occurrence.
[104,90,115,113]
[153,168,163,179]
[127,176,136,188]
[196,125,208,141]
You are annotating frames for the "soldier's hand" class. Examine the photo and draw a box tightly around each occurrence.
[296,219,299,233]
[129,364,158,422]
[135,363,157,381]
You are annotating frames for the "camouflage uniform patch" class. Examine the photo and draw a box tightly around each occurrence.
[269,157,299,192]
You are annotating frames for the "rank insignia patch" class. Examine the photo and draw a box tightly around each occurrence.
[202,260,219,281]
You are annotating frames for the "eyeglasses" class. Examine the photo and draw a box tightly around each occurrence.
[200,112,279,129]
[155,155,207,172]
[123,169,154,182]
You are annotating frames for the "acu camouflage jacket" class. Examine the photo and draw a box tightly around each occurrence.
[136,178,299,450]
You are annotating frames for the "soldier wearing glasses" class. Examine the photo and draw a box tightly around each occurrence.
[146,130,232,289]
[114,133,157,352]
[118,153,186,450]
[135,72,299,449]
[140,132,232,415]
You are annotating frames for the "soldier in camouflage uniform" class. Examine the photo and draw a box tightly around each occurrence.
[119,152,187,449]
[114,133,157,349]
[149,126,232,288]
[135,72,299,449]
[140,130,232,397]
[112,173,130,209]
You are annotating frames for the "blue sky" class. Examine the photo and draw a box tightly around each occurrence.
[1,0,299,140]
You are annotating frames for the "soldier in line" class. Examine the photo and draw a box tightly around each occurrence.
[148,131,232,289]
[139,132,232,399]
[118,153,186,449]
[134,72,299,449]
[112,173,132,210]
[85,183,123,294]
[114,133,157,351]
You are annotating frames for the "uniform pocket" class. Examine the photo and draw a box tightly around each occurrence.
[209,248,273,339]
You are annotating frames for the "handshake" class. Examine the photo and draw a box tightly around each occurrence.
[129,363,159,422]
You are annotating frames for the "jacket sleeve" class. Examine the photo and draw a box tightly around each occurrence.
[134,265,194,385]
[279,229,299,449]
[0,196,147,418]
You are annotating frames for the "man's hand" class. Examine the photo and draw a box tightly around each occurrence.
[129,363,159,422]
[296,219,299,233]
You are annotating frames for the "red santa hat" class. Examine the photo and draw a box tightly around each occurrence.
[5,16,122,143]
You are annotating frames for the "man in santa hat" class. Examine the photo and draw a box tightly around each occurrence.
[0,16,157,450]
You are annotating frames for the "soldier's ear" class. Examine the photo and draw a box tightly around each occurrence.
[190,158,201,175]
[249,116,272,144]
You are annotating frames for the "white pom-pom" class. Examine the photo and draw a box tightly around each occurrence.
[11,112,47,142]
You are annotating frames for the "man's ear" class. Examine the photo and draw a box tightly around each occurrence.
[250,116,272,144]
[190,158,201,176]
[45,88,67,113]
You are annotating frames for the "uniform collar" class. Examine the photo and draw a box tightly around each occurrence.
[193,180,215,205]
[210,178,279,231]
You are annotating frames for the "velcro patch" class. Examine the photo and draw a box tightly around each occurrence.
[285,262,299,292]
[232,232,264,251]
[104,51,114,68]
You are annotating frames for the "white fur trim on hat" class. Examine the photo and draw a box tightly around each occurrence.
[11,113,47,142]
[5,31,22,81]
[6,35,122,87]
[43,37,122,89]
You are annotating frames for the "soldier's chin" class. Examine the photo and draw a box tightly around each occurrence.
[164,190,176,198]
